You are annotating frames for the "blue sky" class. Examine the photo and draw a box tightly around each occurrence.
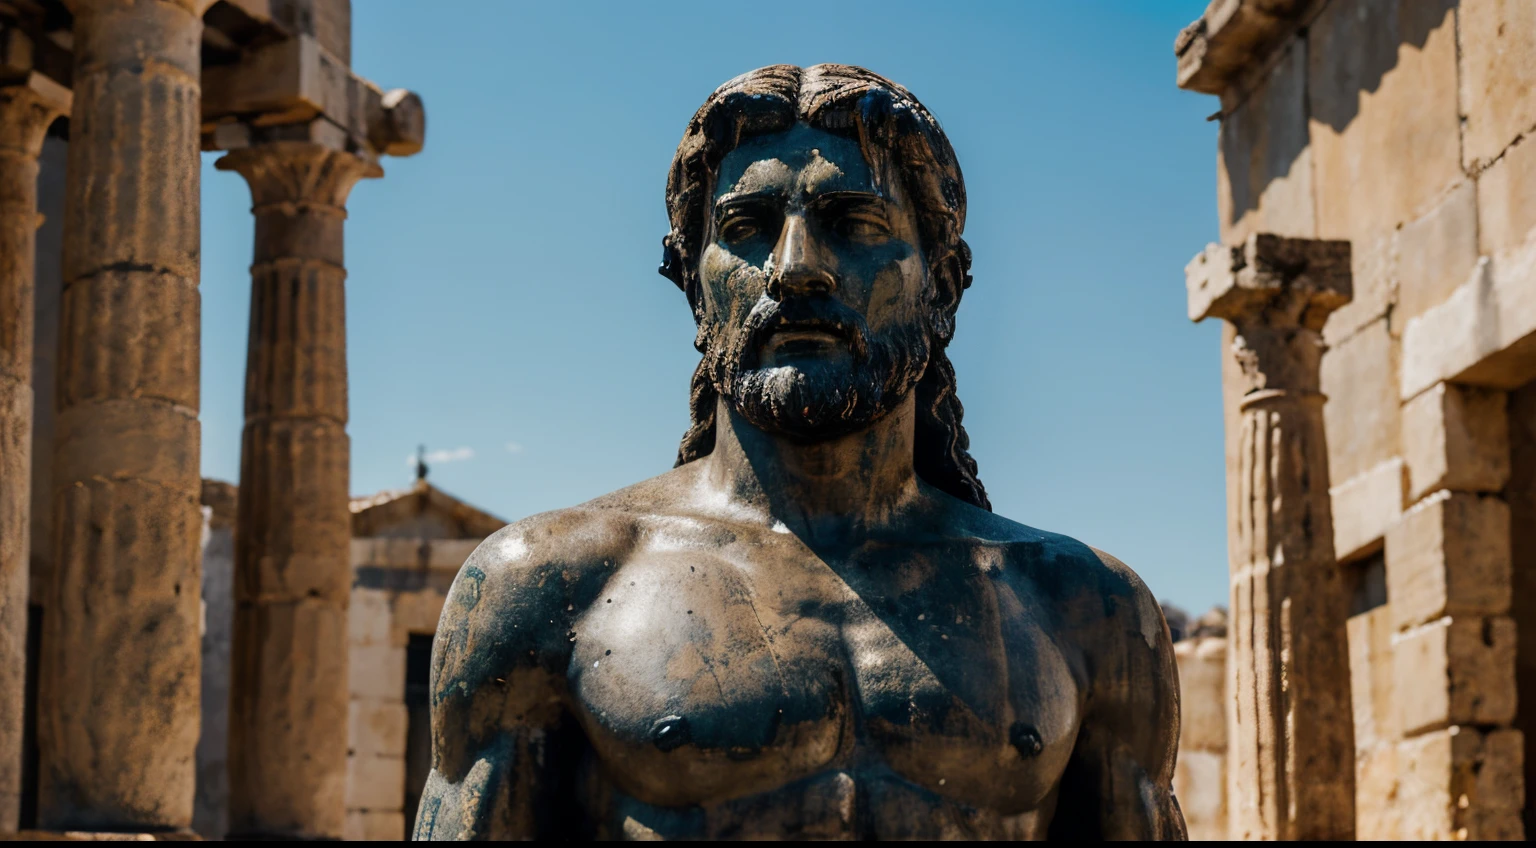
[198,0,1226,612]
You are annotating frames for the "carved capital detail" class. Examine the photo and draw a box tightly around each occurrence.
[0,81,66,159]
[216,141,379,211]
[1186,234,1351,327]
[1187,234,1353,396]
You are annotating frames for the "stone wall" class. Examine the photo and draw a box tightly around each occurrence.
[194,481,237,840]
[1172,635,1226,840]
[1183,0,1536,837]
[343,537,477,841]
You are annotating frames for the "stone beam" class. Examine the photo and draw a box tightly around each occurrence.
[0,67,67,836]
[201,32,424,160]
[217,0,350,64]
[0,20,72,92]
[1175,0,1313,95]
[1186,233,1355,840]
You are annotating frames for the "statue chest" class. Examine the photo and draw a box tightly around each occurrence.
[564,547,1082,817]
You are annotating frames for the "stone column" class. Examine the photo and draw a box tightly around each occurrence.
[37,0,205,833]
[0,76,67,835]
[1185,233,1356,840]
[219,141,376,840]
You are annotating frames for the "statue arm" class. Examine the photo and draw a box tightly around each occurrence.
[1048,548,1187,841]
[411,526,594,840]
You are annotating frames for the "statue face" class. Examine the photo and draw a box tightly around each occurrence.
[698,123,933,440]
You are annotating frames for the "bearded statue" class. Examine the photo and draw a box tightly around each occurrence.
[413,64,1185,842]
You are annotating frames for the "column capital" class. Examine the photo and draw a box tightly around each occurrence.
[216,141,379,209]
[0,75,70,159]
[1186,233,1352,329]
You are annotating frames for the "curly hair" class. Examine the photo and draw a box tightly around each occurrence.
[659,64,989,511]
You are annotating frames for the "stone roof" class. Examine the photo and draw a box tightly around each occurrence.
[349,479,507,541]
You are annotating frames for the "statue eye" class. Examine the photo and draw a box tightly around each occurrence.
[720,218,760,243]
[837,212,890,241]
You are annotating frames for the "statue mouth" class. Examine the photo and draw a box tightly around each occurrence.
[761,327,847,361]
[743,298,869,369]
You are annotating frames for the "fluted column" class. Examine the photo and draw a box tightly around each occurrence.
[1185,234,1355,841]
[219,141,376,840]
[0,78,67,835]
[37,0,205,833]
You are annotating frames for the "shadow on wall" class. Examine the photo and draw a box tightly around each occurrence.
[1222,0,1455,229]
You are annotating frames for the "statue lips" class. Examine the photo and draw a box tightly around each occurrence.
[745,298,871,368]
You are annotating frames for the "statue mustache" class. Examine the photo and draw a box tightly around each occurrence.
[739,296,872,366]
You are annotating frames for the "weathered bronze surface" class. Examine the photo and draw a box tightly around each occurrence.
[413,64,1185,841]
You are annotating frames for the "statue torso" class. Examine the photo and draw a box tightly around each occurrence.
[524,476,1095,840]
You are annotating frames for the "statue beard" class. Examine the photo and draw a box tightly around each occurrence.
[701,296,932,441]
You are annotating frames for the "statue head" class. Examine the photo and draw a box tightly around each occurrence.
[661,64,988,510]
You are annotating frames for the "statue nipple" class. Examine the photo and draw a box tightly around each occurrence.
[651,715,691,752]
[1010,722,1043,759]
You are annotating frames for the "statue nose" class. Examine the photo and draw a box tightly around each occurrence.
[767,214,836,300]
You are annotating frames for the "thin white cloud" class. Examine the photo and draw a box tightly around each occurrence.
[405,446,476,467]
[506,441,525,454]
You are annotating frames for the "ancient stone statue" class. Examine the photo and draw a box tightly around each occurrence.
[413,64,1186,841]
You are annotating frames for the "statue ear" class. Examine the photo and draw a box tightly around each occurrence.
[659,232,687,291]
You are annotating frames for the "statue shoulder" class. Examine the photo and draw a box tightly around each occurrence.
[970,511,1177,702]
[435,507,638,687]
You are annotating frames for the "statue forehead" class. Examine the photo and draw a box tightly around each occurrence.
[714,124,876,200]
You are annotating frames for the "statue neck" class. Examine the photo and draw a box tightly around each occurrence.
[702,393,922,546]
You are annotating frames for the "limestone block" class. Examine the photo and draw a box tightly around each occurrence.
[1323,227,1397,346]
[1354,742,1401,841]
[1329,458,1404,561]
[1321,317,1400,483]
[1173,636,1226,752]
[1477,131,1536,259]
[1400,241,1536,398]
[1393,616,1517,736]
[357,809,406,841]
[1348,605,1398,753]
[1171,749,1225,841]
[1396,727,1525,840]
[1459,0,1536,171]
[390,589,447,644]
[1308,0,1461,244]
[429,540,480,570]
[1384,491,1511,630]
[348,643,406,701]
[1396,180,1479,330]
[349,588,391,647]
[344,753,405,811]
[348,698,407,759]
[1401,383,1510,501]
[1215,38,1314,244]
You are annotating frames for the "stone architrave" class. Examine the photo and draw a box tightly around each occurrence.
[0,74,67,834]
[37,0,207,833]
[219,141,377,840]
[1185,233,1356,841]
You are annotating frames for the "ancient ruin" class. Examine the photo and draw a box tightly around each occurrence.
[7,0,1536,842]
[1172,0,1532,840]
[0,0,422,839]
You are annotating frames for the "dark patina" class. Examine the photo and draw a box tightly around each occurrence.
[413,64,1186,841]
